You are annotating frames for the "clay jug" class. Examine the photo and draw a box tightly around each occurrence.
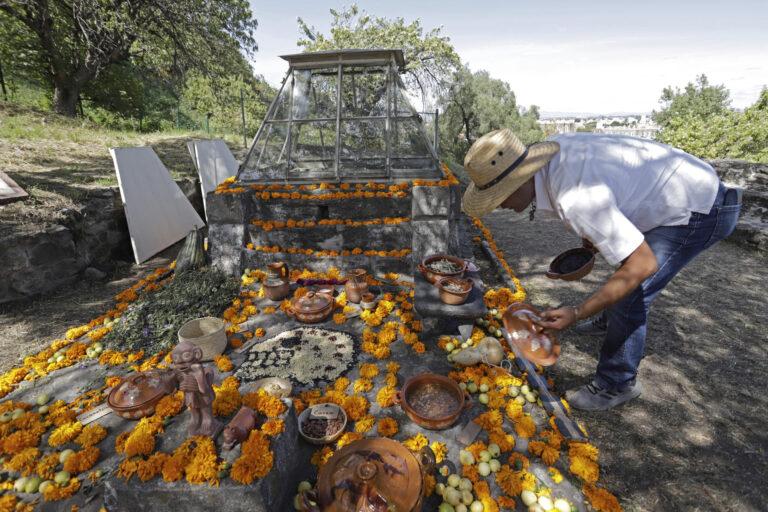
[267,262,290,284]
[344,268,369,304]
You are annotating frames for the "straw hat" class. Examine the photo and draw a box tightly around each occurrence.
[461,129,560,217]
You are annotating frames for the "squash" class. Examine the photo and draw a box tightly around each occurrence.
[176,227,206,273]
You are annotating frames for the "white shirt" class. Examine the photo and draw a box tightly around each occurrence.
[534,133,720,266]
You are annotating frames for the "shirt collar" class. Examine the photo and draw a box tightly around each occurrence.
[534,161,553,212]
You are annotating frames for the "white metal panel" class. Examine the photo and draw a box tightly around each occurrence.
[187,139,239,218]
[111,147,205,264]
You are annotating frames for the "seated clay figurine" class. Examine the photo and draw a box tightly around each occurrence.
[452,337,505,367]
[222,406,259,450]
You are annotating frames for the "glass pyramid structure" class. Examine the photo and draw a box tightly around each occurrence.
[237,49,442,183]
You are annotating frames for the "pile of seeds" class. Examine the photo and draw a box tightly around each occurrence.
[301,417,344,438]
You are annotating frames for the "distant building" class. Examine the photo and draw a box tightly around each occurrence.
[540,114,659,139]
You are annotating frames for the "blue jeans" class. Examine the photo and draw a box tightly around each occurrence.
[595,183,741,390]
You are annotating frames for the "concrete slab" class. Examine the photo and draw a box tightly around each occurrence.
[111,147,205,264]
[187,140,239,218]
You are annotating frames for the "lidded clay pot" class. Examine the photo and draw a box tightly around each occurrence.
[301,437,435,512]
[289,291,334,324]
[107,370,178,419]
[344,268,369,304]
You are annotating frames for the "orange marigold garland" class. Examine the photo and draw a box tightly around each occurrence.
[582,483,623,512]
[63,446,100,474]
[230,430,273,484]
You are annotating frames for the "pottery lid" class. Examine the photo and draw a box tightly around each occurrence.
[317,438,423,512]
[293,291,333,314]
[502,303,561,366]
[107,370,175,410]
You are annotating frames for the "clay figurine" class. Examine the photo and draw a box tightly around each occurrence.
[171,340,223,438]
[222,406,259,450]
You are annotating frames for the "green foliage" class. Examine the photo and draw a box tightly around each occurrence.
[437,65,544,163]
[655,75,768,163]
[297,4,460,109]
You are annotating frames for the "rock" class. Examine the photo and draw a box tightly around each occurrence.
[84,267,107,281]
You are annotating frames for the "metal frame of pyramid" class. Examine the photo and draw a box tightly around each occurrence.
[236,49,442,183]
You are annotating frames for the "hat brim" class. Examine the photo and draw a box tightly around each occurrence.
[461,141,560,218]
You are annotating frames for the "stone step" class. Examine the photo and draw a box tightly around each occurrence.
[246,194,412,221]
[244,249,413,276]
[247,222,412,251]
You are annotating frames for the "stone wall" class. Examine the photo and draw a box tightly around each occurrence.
[0,179,203,305]
[710,160,768,254]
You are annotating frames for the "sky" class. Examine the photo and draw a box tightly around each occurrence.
[247,0,768,116]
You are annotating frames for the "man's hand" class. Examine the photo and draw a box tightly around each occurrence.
[536,306,578,332]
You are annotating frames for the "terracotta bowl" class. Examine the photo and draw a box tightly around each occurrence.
[501,303,561,366]
[436,277,473,305]
[546,247,595,281]
[418,254,468,284]
[107,370,178,420]
[395,373,471,430]
[298,403,348,445]
[263,280,291,301]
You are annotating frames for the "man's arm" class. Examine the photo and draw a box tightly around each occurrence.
[537,240,658,331]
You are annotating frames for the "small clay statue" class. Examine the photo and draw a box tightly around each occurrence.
[171,340,222,438]
[222,406,259,450]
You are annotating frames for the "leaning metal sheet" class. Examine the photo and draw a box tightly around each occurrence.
[187,139,239,217]
[0,171,29,205]
[111,147,205,264]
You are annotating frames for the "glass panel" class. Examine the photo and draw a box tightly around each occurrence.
[339,119,386,159]
[255,121,290,179]
[391,72,419,117]
[292,67,338,120]
[287,121,337,179]
[339,158,385,178]
[391,117,432,158]
[341,66,388,118]
[272,77,292,121]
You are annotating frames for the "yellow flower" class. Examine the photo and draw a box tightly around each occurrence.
[570,455,599,483]
[353,378,374,394]
[75,423,107,448]
[214,355,234,373]
[49,421,83,447]
[336,432,363,449]
[403,433,429,452]
[354,415,376,434]
[430,441,448,463]
[583,484,623,512]
[359,363,379,379]
[63,446,100,474]
[261,419,285,437]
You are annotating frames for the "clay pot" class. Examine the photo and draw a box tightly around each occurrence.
[395,373,471,430]
[107,370,178,420]
[267,262,290,283]
[300,437,435,512]
[360,292,376,310]
[344,268,369,304]
[222,406,259,450]
[501,303,561,366]
[298,403,347,445]
[263,279,291,301]
[418,254,467,284]
[546,247,596,281]
[287,291,334,324]
[436,277,473,305]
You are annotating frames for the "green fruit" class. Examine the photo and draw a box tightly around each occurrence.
[461,342,469,349]
[11,408,25,420]
[508,386,520,397]
[458,477,473,491]
[36,394,51,406]
[515,395,526,405]
[297,480,312,493]
[47,357,56,364]
[86,348,96,358]
[455,505,468,512]
[445,343,455,352]
[38,480,54,494]
[38,405,49,414]
[489,459,501,472]
[0,412,12,423]
[94,470,103,478]
[444,486,462,506]
[447,474,461,488]
[459,450,475,466]
[467,383,478,394]
[439,465,451,477]
[470,501,485,512]
[55,355,66,363]
[538,495,554,510]
[458,382,467,390]
[477,462,491,476]
[59,449,75,464]
[436,482,446,497]
[461,490,474,505]
[478,393,489,405]
[54,471,70,485]
[521,490,538,506]
[521,384,530,394]
[293,494,303,510]
[438,504,455,512]
[479,384,489,393]
[25,476,42,494]
[14,477,28,493]
[487,443,500,457]
[525,393,537,403]
[479,450,491,462]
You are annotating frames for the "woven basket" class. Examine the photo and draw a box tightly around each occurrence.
[177,317,227,361]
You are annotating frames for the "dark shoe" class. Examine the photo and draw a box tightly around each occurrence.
[565,380,642,411]
[573,315,607,336]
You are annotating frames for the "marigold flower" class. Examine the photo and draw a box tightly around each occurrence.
[376,417,398,437]
[376,386,397,408]
[42,477,80,501]
[231,430,273,484]
[49,421,83,447]
[310,446,334,467]
[64,446,100,474]
[403,433,429,452]
[582,484,622,512]
[214,355,234,373]
[75,423,107,448]
[6,447,39,475]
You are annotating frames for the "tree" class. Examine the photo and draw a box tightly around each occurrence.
[653,74,731,128]
[438,65,544,163]
[0,0,259,116]
[297,4,460,110]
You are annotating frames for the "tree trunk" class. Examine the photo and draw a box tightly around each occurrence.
[52,80,80,117]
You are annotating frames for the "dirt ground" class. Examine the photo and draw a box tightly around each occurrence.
[1,208,766,511]
[484,209,768,512]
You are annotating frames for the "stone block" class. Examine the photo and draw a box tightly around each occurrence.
[28,226,76,266]
[209,223,246,276]
[412,219,450,263]
[206,192,246,224]
[449,184,463,220]
[247,223,412,252]
[412,185,450,219]
[326,196,411,219]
